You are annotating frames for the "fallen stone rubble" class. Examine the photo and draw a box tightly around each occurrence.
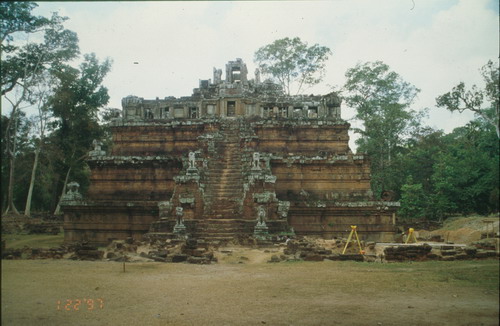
[24,221,62,235]
[381,239,499,262]
[2,245,70,260]
[270,238,365,263]
[105,237,217,264]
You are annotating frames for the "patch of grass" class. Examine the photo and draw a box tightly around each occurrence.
[3,234,64,249]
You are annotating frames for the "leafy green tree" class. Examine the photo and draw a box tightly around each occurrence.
[1,110,32,214]
[436,60,499,138]
[431,121,499,217]
[254,37,332,95]
[23,71,56,216]
[399,176,428,220]
[343,61,423,197]
[49,53,112,214]
[1,2,79,215]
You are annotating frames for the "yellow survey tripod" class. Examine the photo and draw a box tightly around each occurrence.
[342,225,365,255]
[405,228,417,244]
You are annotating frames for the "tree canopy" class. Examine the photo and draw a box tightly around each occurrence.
[254,37,331,95]
[343,61,423,197]
[1,2,79,96]
[436,60,499,138]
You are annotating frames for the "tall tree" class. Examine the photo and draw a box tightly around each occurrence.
[431,120,499,217]
[436,60,499,138]
[24,72,55,216]
[49,53,112,215]
[254,37,332,95]
[343,61,422,197]
[1,2,79,215]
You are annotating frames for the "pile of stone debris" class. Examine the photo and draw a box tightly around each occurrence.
[68,241,104,261]
[268,238,366,263]
[23,221,61,235]
[1,215,62,235]
[2,244,69,260]
[104,237,217,264]
[264,236,499,263]
[381,238,499,262]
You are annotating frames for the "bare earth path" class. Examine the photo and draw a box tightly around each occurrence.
[2,254,498,326]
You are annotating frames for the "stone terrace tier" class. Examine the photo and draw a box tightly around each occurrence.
[62,58,399,245]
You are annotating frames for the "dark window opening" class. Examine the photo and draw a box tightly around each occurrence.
[231,67,241,82]
[189,107,198,119]
[308,107,318,118]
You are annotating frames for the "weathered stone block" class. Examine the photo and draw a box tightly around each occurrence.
[304,254,324,261]
[171,254,188,262]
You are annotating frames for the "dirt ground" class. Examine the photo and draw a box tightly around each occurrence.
[2,247,499,326]
[418,215,499,245]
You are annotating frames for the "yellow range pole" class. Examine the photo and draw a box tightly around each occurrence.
[342,227,355,254]
[405,228,417,244]
[342,225,364,254]
[353,227,363,254]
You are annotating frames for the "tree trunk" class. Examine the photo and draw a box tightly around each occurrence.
[24,147,41,217]
[4,115,20,216]
[53,167,71,216]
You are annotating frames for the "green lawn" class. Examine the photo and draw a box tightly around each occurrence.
[3,233,65,249]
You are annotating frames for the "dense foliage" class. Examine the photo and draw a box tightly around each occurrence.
[397,118,499,220]
[343,61,424,198]
[254,37,332,95]
[1,2,111,215]
[343,60,499,220]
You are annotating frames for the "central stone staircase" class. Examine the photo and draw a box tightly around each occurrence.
[199,119,248,240]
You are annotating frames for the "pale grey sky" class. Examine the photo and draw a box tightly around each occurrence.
[5,0,499,149]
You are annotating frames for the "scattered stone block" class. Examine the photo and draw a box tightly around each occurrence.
[441,256,455,261]
[268,255,281,263]
[304,254,323,261]
[171,254,188,263]
[464,246,477,256]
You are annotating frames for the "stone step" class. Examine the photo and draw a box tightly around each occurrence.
[205,177,243,181]
[207,208,239,213]
[205,186,243,191]
[205,181,243,186]
[197,219,245,223]
[205,199,242,203]
[207,164,242,168]
[196,236,236,241]
[205,171,242,175]
[206,185,243,189]
[197,226,244,232]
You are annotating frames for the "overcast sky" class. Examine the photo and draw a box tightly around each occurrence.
[12,0,500,148]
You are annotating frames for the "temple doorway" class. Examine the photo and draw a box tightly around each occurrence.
[227,101,236,116]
